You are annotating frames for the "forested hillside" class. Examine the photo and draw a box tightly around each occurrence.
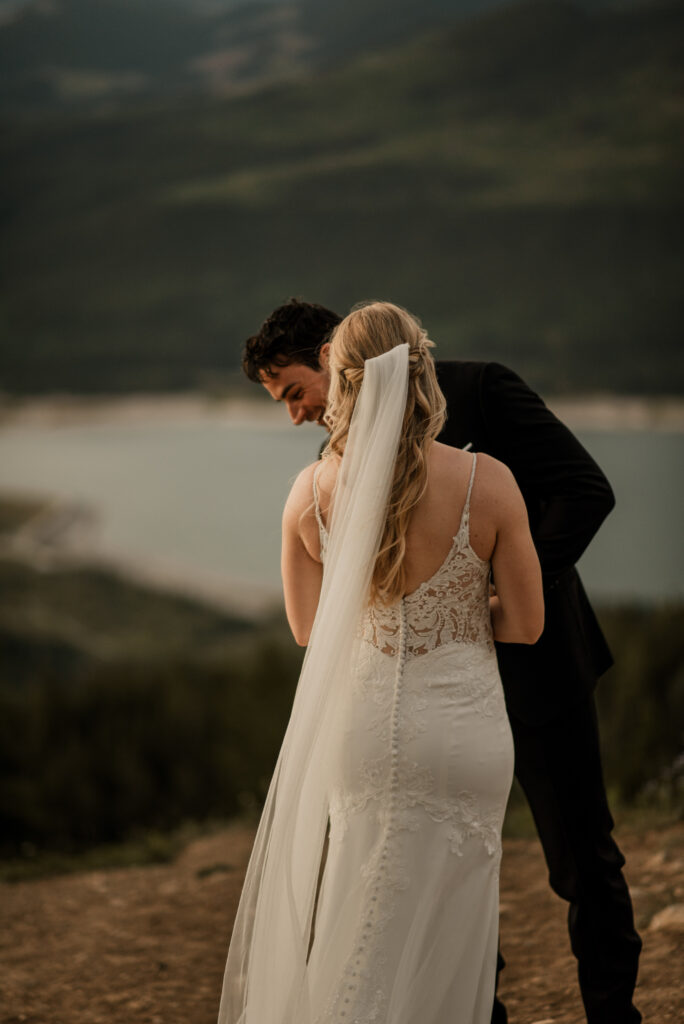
[1,0,682,394]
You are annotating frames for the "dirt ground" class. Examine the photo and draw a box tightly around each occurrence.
[1,822,682,1024]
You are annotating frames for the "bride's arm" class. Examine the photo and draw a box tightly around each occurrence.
[487,461,544,645]
[281,464,324,646]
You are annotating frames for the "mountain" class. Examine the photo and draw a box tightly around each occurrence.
[0,0,222,106]
[1,0,682,395]
[0,0,591,110]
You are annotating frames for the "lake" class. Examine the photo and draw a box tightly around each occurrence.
[0,404,682,608]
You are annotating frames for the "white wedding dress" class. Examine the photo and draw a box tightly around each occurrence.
[217,351,513,1024]
[306,453,514,1024]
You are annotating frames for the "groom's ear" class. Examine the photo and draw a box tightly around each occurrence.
[318,342,331,372]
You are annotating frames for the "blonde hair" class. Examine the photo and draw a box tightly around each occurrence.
[324,301,447,605]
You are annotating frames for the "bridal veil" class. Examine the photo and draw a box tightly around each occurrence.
[217,343,410,1024]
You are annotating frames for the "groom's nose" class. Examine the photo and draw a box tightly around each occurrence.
[289,403,307,425]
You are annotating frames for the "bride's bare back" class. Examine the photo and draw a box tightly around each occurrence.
[283,441,543,647]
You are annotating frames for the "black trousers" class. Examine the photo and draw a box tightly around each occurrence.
[492,693,642,1024]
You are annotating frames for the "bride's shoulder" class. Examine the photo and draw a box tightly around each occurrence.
[468,453,526,528]
[432,443,510,482]
[473,451,515,487]
[283,457,337,518]
[284,461,319,515]
[433,445,517,505]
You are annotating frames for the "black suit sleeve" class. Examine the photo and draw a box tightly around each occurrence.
[480,362,615,578]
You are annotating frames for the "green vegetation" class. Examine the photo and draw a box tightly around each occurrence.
[0,504,301,866]
[0,557,256,677]
[1,0,682,395]
[0,549,682,872]
[0,625,302,855]
[0,825,189,884]
[596,604,684,809]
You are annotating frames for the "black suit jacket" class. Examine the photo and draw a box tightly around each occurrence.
[435,360,614,726]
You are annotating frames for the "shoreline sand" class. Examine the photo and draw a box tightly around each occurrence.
[1,392,683,432]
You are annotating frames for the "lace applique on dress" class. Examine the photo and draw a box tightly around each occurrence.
[331,751,502,859]
[422,641,506,719]
[353,642,429,742]
[360,453,494,659]
[361,541,492,658]
[315,454,493,660]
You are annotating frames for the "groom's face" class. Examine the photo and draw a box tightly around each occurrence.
[261,345,331,427]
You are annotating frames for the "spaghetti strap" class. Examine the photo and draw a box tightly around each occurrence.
[459,452,477,536]
[465,452,477,508]
[312,462,328,550]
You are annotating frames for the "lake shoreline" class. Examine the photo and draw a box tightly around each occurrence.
[0,535,283,621]
[1,391,683,432]
[1,399,681,607]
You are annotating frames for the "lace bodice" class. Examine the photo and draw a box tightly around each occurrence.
[313,453,493,660]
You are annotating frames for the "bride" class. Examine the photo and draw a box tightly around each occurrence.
[218,302,544,1024]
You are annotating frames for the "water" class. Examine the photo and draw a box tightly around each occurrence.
[0,415,681,605]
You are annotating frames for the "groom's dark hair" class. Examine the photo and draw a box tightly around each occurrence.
[242,298,342,382]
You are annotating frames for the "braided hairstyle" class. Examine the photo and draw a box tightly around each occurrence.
[324,302,447,606]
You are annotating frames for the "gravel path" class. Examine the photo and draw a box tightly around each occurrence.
[1,822,682,1023]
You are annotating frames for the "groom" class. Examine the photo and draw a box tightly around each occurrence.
[242,298,642,1024]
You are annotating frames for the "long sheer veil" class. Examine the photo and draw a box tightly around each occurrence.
[218,343,409,1024]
